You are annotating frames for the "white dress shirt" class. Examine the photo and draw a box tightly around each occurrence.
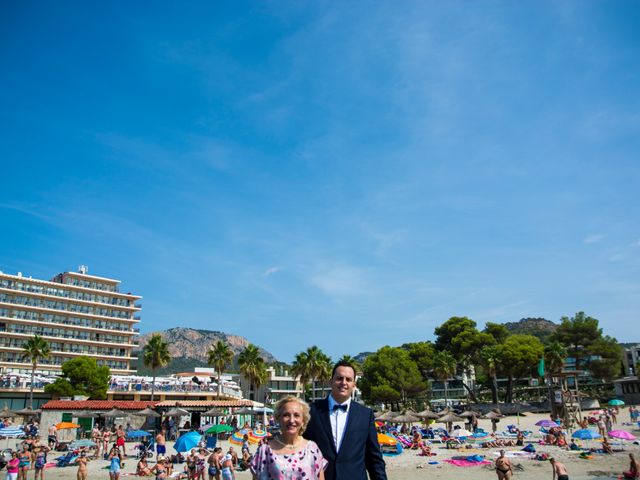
[327,395,351,452]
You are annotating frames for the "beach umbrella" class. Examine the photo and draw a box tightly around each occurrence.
[174,431,202,452]
[101,408,126,418]
[415,409,440,420]
[392,413,421,423]
[251,407,274,415]
[374,411,386,419]
[234,407,254,415]
[450,428,472,438]
[0,426,25,448]
[203,408,226,417]
[15,407,41,417]
[458,411,479,418]
[608,399,625,407]
[483,411,505,420]
[0,426,24,437]
[229,431,245,445]
[0,405,18,418]
[73,410,99,418]
[249,430,268,443]
[164,407,190,417]
[608,430,636,441]
[572,429,601,440]
[377,411,399,422]
[205,424,233,435]
[127,430,151,439]
[69,439,97,449]
[56,422,81,430]
[535,419,558,428]
[608,430,636,450]
[438,413,464,423]
[134,407,160,418]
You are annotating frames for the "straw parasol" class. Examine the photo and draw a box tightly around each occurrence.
[15,407,41,417]
[458,410,480,418]
[203,408,226,417]
[134,407,161,418]
[101,408,126,418]
[376,411,399,422]
[438,413,463,423]
[392,412,422,423]
[482,411,505,420]
[0,405,18,418]
[164,407,190,417]
[234,407,255,415]
[416,409,441,420]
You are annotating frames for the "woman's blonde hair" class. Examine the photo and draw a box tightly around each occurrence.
[274,396,311,434]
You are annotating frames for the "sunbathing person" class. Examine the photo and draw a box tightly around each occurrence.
[137,457,152,476]
[418,443,432,456]
[623,453,639,479]
[410,431,423,450]
[602,437,613,454]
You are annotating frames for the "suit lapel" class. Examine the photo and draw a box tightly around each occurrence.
[339,402,359,454]
[317,399,337,455]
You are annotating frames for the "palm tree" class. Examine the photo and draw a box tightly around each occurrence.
[544,341,567,417]
[337,354,361,374]
[238,344,268,401]
[142,334,171,401]
[481,346,501,405]
[21,335,51,408]
[290,346,331,401]
[432,350,457,406]
[207,340,234,397]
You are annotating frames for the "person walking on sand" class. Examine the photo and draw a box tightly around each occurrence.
[156,429,167,462]
[550,458,569,480]
[75,450,89,480]
[304,360,387,480]
[495,449,513,479]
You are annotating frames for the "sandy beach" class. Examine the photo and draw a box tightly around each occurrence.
[29,410,639,480]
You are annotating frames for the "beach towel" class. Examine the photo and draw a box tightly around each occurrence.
[444,459,492,467]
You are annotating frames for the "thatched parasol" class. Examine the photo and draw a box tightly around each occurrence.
[482,411,504,420]
[1,405,19,418]
[415,409,440,420]
[392,413,421,423]
[101,408,126,418]
[458,410,480,418]
[15,407,41,417]
[376,411,400,422]
[134,407,161,418]
[164,407,190,417]
[203,408,226,417]
[438,413,464,423]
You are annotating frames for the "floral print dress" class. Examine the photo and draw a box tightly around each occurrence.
[250,440,327,480]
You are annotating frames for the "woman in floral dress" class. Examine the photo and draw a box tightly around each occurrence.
[251,396,326,480]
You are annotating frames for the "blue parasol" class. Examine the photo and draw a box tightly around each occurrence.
[127,430,152,439]
[572,429,601,440]
[174,431,202,453]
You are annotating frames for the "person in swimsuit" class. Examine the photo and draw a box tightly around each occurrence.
[103,428,112,455]
[623,453,640,479]
[116,425,126,455]
[137,457,152,476]
[75,451,89,480]
[220,454,234,480]
[495,449,513,479]
[47,425,57,449]
[17,445,30,480]
[207,448,221,480]
[156,428,167,461]
[186,449,198,479]
[151,456,168,479]
[109,446,123,480]
[33,445,49,480]
[550,457,569,480]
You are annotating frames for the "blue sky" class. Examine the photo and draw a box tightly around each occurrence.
[1,1,639,362]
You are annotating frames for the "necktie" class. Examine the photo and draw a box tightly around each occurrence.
[332,404,348,412]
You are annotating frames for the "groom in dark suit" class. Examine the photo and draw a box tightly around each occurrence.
[304,361,387,480]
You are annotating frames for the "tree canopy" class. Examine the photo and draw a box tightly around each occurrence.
[44,356,110,399]
[358,346,426,406]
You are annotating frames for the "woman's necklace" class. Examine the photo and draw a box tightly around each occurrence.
[273,435,301,450]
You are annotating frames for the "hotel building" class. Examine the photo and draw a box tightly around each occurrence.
[0,266,140,376]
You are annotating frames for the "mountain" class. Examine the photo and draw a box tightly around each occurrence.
[134,327,277,376]
[503,317,558,342]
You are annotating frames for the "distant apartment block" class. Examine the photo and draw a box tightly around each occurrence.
[0,266,140,375]
[622,344,640,376]
[238,366,303,404]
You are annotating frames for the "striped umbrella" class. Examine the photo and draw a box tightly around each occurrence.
[229,429,250,445]
[0,426,24,448]
[249,430,268,443]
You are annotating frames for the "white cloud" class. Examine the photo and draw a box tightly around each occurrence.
[309,264,367,296]
[263,266,281,277]
[583,234,605,244]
